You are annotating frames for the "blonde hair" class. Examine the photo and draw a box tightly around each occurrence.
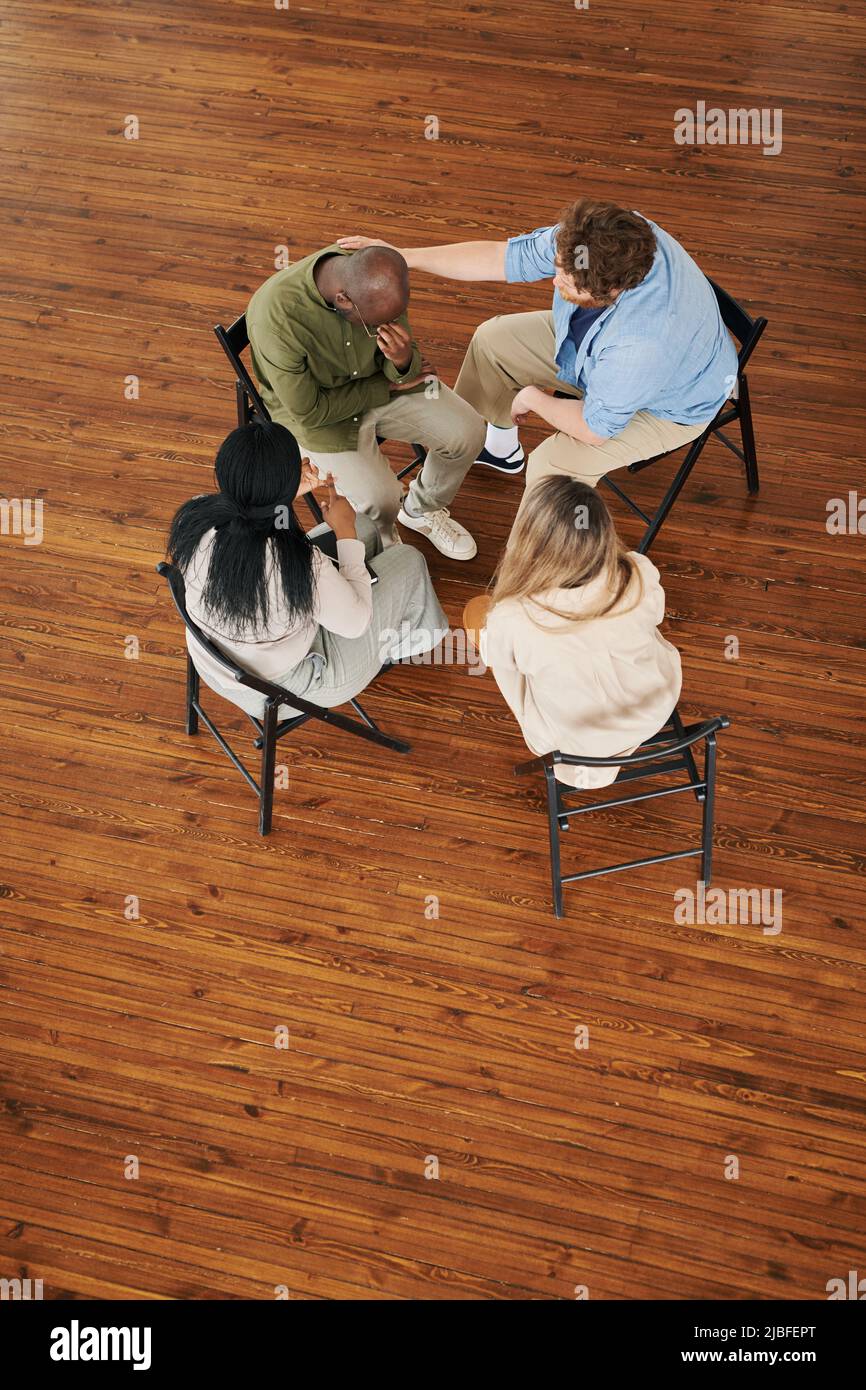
[490,476,641,624]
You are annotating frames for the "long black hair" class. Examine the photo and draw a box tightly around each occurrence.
[167,420,315,633]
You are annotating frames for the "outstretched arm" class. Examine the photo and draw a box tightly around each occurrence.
[338,235,507,282]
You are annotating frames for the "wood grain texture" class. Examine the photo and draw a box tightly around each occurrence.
[0,0,864,1300]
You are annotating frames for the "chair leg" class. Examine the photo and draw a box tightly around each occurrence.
[700,734,718,886]
[737,373,760,494]
[350,698,382,733]
[544,767,565,917]
[637,434,708,555]
[185,653,199,736]
[397,441,427,481]
[556,779,570,832]
[671,706,705,802]
[258,700,278,836]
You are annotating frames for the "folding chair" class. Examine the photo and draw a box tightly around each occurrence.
[515,708,729,917]
[555,278,767,554]
[213,314,426,530]
[156,560,410,836]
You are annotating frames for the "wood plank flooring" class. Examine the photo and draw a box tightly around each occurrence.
[0,0,864,1299]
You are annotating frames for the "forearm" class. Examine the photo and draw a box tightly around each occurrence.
[275,369,391,429]
[402,240,507,282]
[381,342,422,384]
[524,389,608,447]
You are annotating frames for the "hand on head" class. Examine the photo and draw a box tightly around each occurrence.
[337,236,397,252]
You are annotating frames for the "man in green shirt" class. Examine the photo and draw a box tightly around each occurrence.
[246,244,484,559]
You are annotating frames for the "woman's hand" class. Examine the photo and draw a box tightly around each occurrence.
[319,476,358,541]
[296,458,321,496]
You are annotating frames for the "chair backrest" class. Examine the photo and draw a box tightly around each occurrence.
[213,313,271,421]
[155,560,327,716]
[707,279,767,374]
[212,313,327,529]
[551,716,729,770]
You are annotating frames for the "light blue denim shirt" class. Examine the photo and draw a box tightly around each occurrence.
[504,215,738,439]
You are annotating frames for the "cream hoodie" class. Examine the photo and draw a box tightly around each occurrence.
[480,552,682,788]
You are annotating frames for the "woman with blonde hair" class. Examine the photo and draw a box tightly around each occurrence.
[463,476,682,787]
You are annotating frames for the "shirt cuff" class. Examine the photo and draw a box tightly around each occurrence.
[335,536,369,567]
[503,236,523,284]
[383,344,421,385]
[580,397,619,440]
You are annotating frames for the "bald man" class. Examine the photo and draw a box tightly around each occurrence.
[246,244,484,559]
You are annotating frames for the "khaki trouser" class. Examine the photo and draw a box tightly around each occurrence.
[299,382,485,546]
[454,310,709,510]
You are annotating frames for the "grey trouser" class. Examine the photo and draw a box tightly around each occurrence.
[275,519,448,715]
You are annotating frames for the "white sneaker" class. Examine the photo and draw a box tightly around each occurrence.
[397,505,477,560]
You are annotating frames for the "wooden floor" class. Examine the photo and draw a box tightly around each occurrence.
[1,0,864,1300]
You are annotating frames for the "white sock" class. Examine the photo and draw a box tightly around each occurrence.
[485,423,519,457]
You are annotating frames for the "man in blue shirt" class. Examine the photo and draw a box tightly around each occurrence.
[339,200,736,502]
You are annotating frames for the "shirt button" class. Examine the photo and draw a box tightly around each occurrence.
[345,341,351,347]
[352,370,357,376]
[353,416,358,422]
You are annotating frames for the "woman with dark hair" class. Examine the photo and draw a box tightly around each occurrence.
[167,420,448,718]
[463,476,682,788]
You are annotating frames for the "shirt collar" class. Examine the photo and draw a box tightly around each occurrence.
[305,242,352,309]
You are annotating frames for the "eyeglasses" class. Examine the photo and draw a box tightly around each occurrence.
[346,298,376,338]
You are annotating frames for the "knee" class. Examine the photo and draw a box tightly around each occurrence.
[469,315,501,355]
[371,539,428,581]
[395,541,429,579]
[432,394,486,459]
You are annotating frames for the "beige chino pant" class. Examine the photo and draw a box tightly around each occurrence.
[454,310,709,509]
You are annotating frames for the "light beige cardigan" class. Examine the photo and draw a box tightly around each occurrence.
[480,553,682,788]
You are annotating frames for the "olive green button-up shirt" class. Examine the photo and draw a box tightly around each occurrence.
[246,243,423,453]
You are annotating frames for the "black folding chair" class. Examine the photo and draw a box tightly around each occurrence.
[556,279,767,554]
[515,708,729,917]
[213,314,426,530]
[155,560,410,836]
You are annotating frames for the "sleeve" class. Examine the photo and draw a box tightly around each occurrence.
[483,607,529,725]
[581,339,668,440]
[504,225,558,284]
[312,538,373,638]
[380,310,422,386]
[631,553,665,625]
[254,328,392,429]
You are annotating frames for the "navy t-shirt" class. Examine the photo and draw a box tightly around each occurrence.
[568,304,605,353]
